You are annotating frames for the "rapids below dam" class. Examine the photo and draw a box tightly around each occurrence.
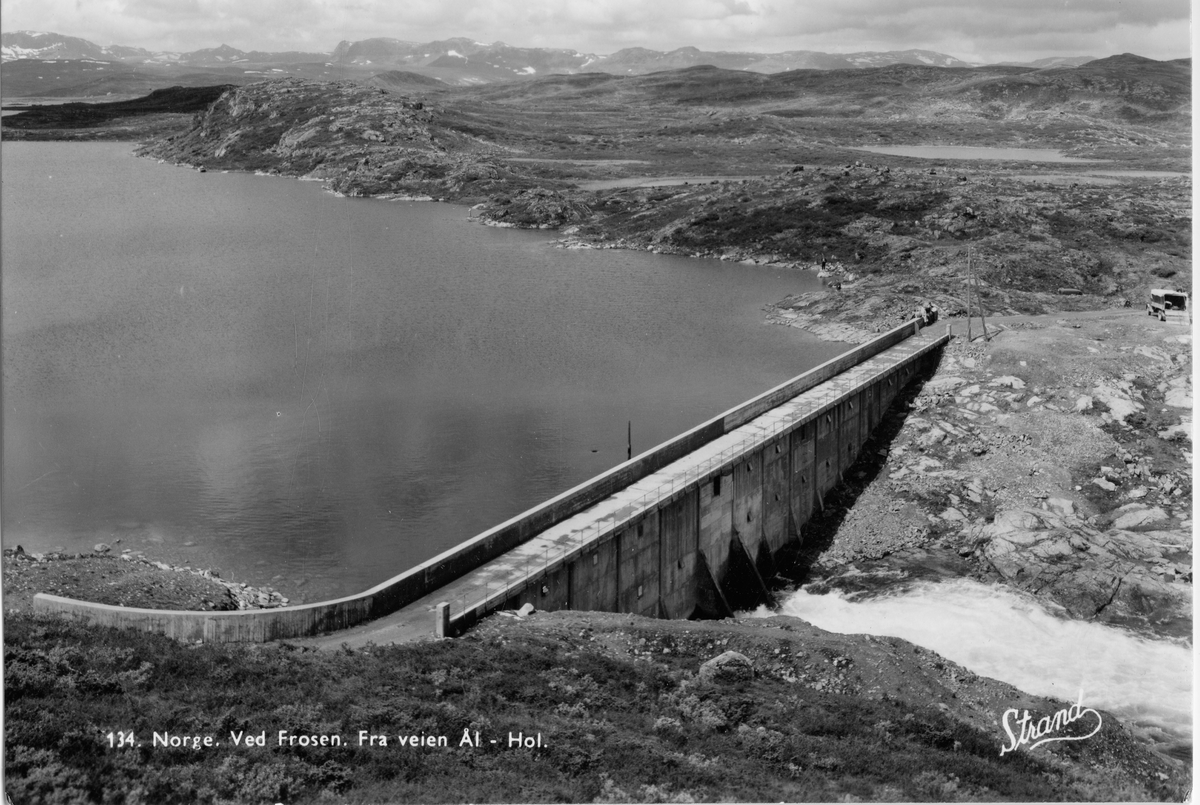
[1,141,843,602]
[763,579,1192,751]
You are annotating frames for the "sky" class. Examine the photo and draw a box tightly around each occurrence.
[0,0,1192,63]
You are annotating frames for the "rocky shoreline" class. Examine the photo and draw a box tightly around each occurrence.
[115,78,1187,335]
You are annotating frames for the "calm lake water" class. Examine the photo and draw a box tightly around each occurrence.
[1,142,840,601]
[851,145,1102,162]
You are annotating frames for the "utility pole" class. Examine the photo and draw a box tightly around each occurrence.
[627,421,632,461]
[973,248,990,341]
[966,248,973,342]
[966,247,991,342]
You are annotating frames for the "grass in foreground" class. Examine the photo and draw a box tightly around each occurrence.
[4,610,1184,804]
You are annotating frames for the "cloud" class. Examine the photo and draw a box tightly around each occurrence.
[735,0,1190,60]
[0,0,1190,60]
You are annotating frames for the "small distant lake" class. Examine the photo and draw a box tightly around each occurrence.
[851,145,1103,163]
[1009,170,1189,186]
[1085,170,1188,178]
[505,157,650,165]
[1009,174,1120,186]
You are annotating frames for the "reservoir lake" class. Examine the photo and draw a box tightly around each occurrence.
[1,142,841,602]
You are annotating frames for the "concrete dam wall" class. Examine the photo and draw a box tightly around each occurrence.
[447,322,947,632]
[35,320,949,642]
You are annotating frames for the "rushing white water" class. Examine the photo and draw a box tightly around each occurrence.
[768,578,1192,739]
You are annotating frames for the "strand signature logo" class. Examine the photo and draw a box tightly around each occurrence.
[1000,691,1102,755]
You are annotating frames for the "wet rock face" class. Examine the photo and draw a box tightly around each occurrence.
[975,506,1191,634]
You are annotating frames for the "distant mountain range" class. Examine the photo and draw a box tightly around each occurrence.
[1,30,1097,87]
[324,37,989,79]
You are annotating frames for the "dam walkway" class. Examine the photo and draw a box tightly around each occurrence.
[299,326,947,648]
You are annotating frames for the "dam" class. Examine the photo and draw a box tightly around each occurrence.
[34,319,950,642]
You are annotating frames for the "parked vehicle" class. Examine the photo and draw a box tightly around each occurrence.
[1147,289,1189,323]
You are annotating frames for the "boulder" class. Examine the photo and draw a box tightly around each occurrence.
[924,376,968,393]
[912,458,944,475]
[990,510,1042,536]
[1164,382,1191,409]
[1112,506,1169,530]
[699,650,754,684]
[93,543,111,554]
[1133,345,1172,363]
[1092,384,1142,421]
[1157,423,1190,442]
[1045,498,1076,518]
[917,427,947,448]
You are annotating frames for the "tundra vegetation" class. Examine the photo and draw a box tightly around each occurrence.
[3,610,1187,804]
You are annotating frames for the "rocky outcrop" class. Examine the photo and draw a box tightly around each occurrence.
[971,506,1191,632]
[475,188,593,229]
[698,650,754,683]
[137,78,523,201]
